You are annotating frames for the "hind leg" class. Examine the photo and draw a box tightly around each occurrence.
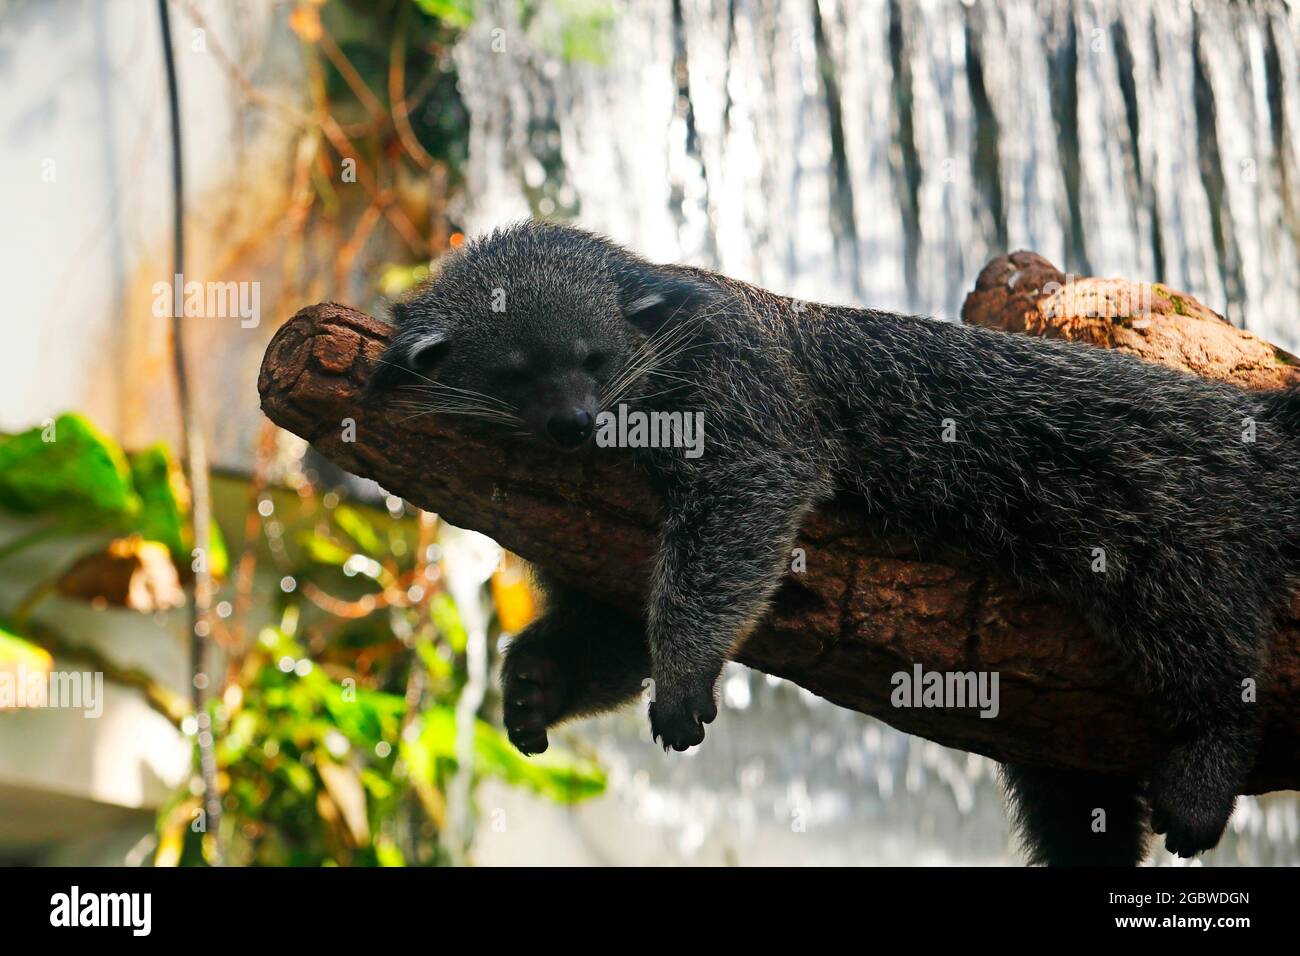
[1000,763,1150,865]
[1147,701,1258,858]
[501,579,651,755]
[1098,596,1264,859]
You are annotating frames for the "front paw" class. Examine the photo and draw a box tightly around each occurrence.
[1149,743,1238,858]
[501,645,568,756]
[648,670,719,752]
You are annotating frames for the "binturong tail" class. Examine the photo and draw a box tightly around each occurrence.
[1000,763,1151,866]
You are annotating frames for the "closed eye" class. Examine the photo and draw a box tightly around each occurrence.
[494,367,532,388]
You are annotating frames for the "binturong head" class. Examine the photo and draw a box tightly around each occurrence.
[366,220,718,452]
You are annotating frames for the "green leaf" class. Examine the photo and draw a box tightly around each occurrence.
[360,769,396,801]
[0,413,138,523]
[412,0,476,28]
[127,446,186,558]
[473,720,605,803]
[298,531,354,567]
[403,705,604,803]
[219,710,262,765]
[320,683,406,748]
[333,505,383,556]
[0,623,53,671]
[127,444,229,578]
[374,838,405,867]
[430,592,467,653]
[281,760,317,796]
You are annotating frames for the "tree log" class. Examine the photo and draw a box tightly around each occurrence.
[258,253,1300,793]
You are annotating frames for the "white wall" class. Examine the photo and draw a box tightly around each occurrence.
[0,0,302,855]
[0,0,300,456]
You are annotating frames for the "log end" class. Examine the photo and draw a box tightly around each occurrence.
[962,252,1300,391]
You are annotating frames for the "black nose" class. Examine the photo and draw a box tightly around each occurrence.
[547,409,594,448]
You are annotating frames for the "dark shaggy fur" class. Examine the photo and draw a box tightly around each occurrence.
[371,220,1300,864]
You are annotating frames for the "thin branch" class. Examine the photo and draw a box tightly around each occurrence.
[157,0,224,865]
[389,7,438,173]
[319,29,387,122]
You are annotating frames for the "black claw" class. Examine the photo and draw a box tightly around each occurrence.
[502,651,567,756]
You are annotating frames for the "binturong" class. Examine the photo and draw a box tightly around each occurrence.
[369,219,1300,866]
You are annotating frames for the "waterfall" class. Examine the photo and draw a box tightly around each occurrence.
[455,0,1300,348]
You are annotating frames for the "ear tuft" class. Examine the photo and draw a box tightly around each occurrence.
[404,332,449,372]
[366,327,449,397]
[622,270,718,335]
[626,292,666,316]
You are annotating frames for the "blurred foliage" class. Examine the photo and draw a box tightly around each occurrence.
[0,413,226,665]
[412,0,476,29]
[0,413,604,865]
[0,623,52,675]
[0,413,137,522]
[159,622,601,866]
[129,444,228,578]
[0,413,226,575]
[162,459,602,866]
[255,0,626,861]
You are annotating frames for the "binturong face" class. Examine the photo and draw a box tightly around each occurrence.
[367,221,717,451]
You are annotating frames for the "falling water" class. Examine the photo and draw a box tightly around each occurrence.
[456,0,1300,865]
[456,0,1300,341]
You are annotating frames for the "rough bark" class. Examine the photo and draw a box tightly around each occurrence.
[962,250,1300,390]
[258,254,1300,793]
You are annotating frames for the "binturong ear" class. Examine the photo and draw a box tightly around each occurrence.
[619,265,720,337]
[366,302,451,396]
